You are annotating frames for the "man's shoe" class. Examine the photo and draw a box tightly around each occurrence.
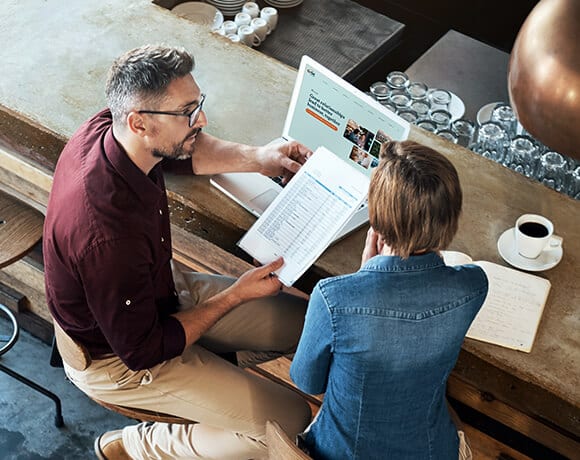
[94,429,131,460]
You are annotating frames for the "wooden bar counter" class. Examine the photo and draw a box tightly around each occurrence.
[0,0,578,455]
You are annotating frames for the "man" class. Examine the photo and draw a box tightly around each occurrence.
[290,141,487,459]
[43,45,312,460]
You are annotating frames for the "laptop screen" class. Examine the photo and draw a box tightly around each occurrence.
[283,56,410,177]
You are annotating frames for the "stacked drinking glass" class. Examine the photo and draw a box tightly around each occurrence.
[368,71,456,142]
[367,73,579,200]
[471,102,579,199]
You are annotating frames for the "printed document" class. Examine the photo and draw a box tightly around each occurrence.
[238,147,369,286]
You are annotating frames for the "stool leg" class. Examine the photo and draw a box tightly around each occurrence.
[0,362,64,427]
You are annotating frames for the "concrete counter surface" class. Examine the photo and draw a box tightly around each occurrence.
[0,0,578,443]
[411,129,580,419]
[0,0,294,145]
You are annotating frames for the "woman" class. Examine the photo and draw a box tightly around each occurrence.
[290,140,488,459]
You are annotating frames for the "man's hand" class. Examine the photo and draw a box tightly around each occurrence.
[174,257,285,347]
[255,141,312,184]
[228,257,285,304]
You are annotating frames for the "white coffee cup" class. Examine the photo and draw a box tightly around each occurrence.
[213,26,226,36]
[250,17,270,42]
[260,7,278,33]
[226,33,241,44]
[222,20,238,36]
[514,214,563,259]
[237,25,261,47]
[234,12,252,28]
[242,2,260,19]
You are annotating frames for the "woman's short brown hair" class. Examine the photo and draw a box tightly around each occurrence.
[369,140,462,258]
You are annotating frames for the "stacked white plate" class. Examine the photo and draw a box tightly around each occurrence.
[205,0,246,17]
[264,0,304,7]
[172,2,224,30]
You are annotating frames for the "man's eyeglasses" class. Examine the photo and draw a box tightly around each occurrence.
[138,94,206,127]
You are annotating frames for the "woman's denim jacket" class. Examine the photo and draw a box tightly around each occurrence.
[290,252,488,460]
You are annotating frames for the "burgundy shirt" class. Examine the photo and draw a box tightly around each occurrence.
[43,109,186,370]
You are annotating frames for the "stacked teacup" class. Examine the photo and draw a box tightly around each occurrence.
[214,2,278,47]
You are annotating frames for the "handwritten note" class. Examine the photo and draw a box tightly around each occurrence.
[466,261,551,352]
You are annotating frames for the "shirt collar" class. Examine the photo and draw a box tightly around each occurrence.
[103,120,164,206]
[362,252,445,272]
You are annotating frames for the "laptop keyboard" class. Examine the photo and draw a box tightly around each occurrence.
[270,175,286,187]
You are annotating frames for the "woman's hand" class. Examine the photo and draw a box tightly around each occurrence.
[361,227,384,268]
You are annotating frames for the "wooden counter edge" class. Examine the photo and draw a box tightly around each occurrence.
[1,105,578,442]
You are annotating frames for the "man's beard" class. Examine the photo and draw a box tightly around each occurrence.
[152,128,201,160]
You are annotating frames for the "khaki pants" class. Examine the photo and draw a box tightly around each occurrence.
[458,430,473,460]
[449,402,473,460]
[64,271,311,460]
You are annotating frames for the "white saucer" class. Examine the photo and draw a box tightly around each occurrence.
[440,250,473,266]
[476,102,501,126]
[476,102,524,135]
[265,0,304,6]
[497,228,563,271]
[448,91,465,121]
[173,2,224,30]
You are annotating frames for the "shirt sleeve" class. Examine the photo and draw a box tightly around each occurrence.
[290,285,333,395]
[77,237,185,370]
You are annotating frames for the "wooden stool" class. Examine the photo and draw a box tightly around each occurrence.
[266,420,312,459]
[0,189,64,427]
[52,320,193,425]
[0,190,44,267]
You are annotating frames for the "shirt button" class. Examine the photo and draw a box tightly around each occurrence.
[159,209,163,215]
[161,237,165,243]
[125,300,131,306]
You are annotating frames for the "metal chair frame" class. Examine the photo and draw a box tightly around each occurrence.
[0,303,64,427]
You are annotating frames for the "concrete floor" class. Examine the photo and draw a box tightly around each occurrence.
[0,317,129,460]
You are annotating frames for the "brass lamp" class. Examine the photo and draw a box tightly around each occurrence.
[508,0,580,159]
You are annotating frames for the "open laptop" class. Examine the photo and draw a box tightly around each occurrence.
[211,55,410,241]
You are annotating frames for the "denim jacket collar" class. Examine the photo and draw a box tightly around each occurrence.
[362,252,445,272]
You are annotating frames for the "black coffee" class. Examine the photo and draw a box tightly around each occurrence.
[519,222,549,238]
